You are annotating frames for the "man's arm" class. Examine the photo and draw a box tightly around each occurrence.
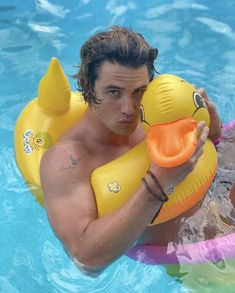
[40,140,164,272]
[40,123,208,273]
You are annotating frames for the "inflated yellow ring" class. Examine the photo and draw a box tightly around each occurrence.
[14,58,217,225]
[14,58,87,204]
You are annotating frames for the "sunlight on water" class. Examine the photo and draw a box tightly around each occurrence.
[1,0,235,292]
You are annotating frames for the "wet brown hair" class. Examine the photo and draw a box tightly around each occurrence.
[74,25,158,105]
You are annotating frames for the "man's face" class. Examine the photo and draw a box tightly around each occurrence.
[93,61,150,136]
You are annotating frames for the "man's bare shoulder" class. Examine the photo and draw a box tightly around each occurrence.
[40,138,91,198]
[41,139,88,170]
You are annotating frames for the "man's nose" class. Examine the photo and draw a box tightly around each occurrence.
[121,96,136,115]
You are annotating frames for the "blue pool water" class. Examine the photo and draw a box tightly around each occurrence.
[1,0,235,292]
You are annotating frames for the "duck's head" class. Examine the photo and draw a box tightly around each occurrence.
[140,74,210,167]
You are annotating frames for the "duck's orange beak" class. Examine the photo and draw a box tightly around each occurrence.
[147,117,197,167]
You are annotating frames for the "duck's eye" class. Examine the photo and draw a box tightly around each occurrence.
[140,105,145,122]
[193,92,206,109]
[35,138,45,146]
[140,104,150,125]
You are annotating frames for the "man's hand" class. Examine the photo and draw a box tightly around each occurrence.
[196,87,222,141]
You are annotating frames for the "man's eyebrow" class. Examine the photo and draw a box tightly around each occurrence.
[104,84,148,91]
[133,85,148,91]
[104,85,123,90]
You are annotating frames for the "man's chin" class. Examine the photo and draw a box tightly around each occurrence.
[116,126,137,136]
[115,121,138,134]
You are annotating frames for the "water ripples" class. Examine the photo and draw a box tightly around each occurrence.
[1,1,235,292]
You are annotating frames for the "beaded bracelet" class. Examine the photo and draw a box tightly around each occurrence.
[142,177,167,202]
[146,170,169,202]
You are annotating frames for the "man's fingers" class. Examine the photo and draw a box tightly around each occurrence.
[193,122,208,156]
[188,125,208,169]
[197,121,206,136]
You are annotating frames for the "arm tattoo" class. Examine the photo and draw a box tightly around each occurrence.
[60,155,81,171]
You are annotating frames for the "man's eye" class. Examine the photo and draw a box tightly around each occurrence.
[107,90,120,97]
[110,90,118,94]
[134,88,146,99]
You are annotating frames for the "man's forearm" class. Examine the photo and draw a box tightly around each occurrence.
[67,182,163,270]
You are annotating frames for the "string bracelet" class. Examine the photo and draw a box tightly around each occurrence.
[210,120,223,140]
[146,170,169,202]
[141,177,167,202]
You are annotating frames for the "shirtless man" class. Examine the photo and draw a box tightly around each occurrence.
[40,26,222,274]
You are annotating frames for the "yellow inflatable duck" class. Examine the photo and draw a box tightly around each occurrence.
[14,57,217,225]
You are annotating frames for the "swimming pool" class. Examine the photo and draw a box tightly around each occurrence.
[1,0,235,292]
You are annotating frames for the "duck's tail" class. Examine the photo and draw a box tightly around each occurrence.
[38,57,71,112]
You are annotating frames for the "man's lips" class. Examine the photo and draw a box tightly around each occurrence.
[119,119,135,123]
[118,117,138,123]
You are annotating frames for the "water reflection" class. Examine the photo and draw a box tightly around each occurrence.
[35,0,69,19]
[0,1,235,292]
